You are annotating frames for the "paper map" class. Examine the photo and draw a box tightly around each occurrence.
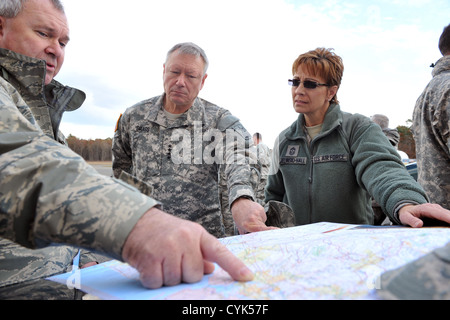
[48,222,450,300]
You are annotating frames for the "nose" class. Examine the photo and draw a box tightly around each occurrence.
[294,83,306,95]
[175,74,187,87]
[45,40,64,59]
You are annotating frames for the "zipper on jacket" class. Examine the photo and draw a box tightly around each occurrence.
[305,138,314,223]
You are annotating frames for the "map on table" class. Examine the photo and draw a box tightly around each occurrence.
[48,222,450,300]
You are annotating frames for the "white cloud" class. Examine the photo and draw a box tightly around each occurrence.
[57,0,449,147]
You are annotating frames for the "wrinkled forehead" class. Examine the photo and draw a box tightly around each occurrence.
[166,52,206,73]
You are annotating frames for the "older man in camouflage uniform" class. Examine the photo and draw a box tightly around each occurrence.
[0,47,107,299]
[377,24,450,300]
[0,0,104,299]
[113,43,274,237]
[412,24,450,209]
[0,0,252,299]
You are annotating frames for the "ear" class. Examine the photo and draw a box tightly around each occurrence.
[327,85,338,102]
[0,17,5,39]
[199,73,208,91]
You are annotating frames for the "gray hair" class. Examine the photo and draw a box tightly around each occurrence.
[166,42,209,75]
[371,114,390,129]
[0,0,65,18]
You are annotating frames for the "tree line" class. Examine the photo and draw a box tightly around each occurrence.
[65,125,416,163]
[67,135,112,162]
[398,124,416,159]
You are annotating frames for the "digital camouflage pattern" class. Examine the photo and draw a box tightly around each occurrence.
[219,143,259,236]
[412,55,450,209]
[378,241,450,299]
[264,200,295,228]
[0,49,158,298]
[251,142,271,207]
[0,277,83,300]
[218,167,235,237]
[0,48,85,144]
[113,94,256,238]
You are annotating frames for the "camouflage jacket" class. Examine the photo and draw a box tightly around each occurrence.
[113,94,256,238]
[412,55,450,208]
[0,48,158,287]
[252,143,271,207]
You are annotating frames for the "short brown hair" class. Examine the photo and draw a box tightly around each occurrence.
[292,48,344,104]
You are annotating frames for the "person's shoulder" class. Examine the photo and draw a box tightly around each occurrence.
[126,95,161,113]
[197,97,229,115]
[196,97,237,129]
[340,108,369,123]
[340,109,372,130]
[275,125,296,148]
[337,108,377,143]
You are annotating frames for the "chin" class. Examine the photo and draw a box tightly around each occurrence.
[293,106,305,114]
[44,75,54,85]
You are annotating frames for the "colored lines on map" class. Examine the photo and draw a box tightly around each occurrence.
[322,225,349,234]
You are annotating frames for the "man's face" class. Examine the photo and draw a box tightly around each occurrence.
[0,0,69,85]
[163,51,207,112]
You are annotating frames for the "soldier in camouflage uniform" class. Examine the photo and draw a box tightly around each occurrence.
[113,42,274,237]
[251,132,271,207]
[376,26,450,300]
[377,241,450,299]
[0,0,253,299]
[218,141,260,236]
[412,24,450,210]
[0,0,107,299]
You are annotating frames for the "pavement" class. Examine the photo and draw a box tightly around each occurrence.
[88,162,113,177]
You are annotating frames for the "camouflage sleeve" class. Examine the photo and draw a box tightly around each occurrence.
[112,112,133,178]
[217,114,256,207]
[0,87,158,261]
[264,133,287,203]
[435,82,450,153]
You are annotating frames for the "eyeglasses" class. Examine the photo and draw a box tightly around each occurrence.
[288,79,330,89]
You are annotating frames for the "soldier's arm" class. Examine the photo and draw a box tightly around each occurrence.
[1,91,254,289]
[0,94,156,259]
[217,114,255,204]
[112,112,133,178]
[217,114,271,234]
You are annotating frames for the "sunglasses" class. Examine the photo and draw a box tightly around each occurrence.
[288,79,330,89]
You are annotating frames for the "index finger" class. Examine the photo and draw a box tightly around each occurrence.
[400,204,450,228]
[200,232,254,282]
[244,220,278,234]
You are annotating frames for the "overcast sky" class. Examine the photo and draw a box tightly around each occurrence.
[57,0,449,148]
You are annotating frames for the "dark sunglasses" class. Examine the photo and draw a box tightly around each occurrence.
[288,79,330,89]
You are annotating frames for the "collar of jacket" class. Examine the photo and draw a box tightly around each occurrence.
[0,48,86,139]
[432,55,450,78]
[285,103,343,140]
[146,93,211,128]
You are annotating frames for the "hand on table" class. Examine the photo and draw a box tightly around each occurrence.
[231,197,278,234]
[122,207,254,289]
[399,203,450,228]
